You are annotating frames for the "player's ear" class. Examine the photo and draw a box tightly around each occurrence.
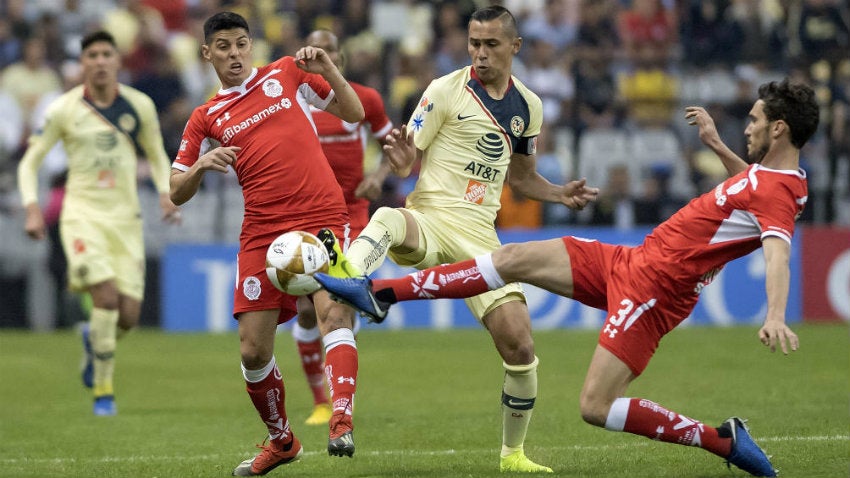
[200,44,211,62]
[771,119,787,140]
[513,36,522,55]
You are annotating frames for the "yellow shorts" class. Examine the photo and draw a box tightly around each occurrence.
[388,208,525,321]
[60,216,145,300]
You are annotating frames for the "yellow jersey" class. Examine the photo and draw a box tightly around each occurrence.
[406,66,543,228]
[18,84,171,222]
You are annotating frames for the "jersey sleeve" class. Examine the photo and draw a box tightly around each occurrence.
[361,87,393,139]
[17,97,65,206]
[409,79,449,151]
[173,107,208,171]
[133,91,172,194]
[516,85,543,156]
[287,57,334,110]
[749,175,800,244]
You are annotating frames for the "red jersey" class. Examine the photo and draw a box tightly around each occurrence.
[174,56,348,251]
[641,164,807,293]
[311,82,392,229]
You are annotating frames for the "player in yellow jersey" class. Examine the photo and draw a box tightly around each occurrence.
[337,5,598,473]
[17,31,180,416]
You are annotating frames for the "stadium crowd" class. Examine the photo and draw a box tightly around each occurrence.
[0,0,848,329]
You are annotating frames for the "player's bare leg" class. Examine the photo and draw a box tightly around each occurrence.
[233,309,303,476]
[314,291,358,457]
[581,346,776,477]
[293,297,332,425]
[484,301,552,473]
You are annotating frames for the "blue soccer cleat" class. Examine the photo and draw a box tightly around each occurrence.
[722,417,777,477]
[93,395,117,416]
[314,273,390,323]
[80,322,93,389]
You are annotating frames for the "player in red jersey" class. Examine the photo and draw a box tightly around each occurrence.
[290,29,394,426]
[169,12,364,475]
[316,79,819,477]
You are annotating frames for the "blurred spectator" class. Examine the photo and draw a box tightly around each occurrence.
[0,18,23,70]
[521,38,574,124]
[142,0,187,33]
[587,164,635,230]
[0,36,62,136]
[792,0,850,66]
[534,125,574,226]
[520,0,580,51]
[131,44,186,112]
[680,0,744,68]
[617,45,679,128]
[573,56,623,133]
[573,0,620,61]
[101,0,165,55]
[618,0,678,64]
[730,0,787,70]
[633,166,687,225]
[434,26,469,77]
[496,184,543,229]
[33,13,68,68]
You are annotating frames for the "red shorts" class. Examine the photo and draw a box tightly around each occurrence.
[233,223,353,324]
[563,236,698,376]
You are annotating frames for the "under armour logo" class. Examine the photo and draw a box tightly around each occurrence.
[216,112,231,126]
[337,376,355,385]
[603,323,618,339]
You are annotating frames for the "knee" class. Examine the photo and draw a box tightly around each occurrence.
[579,389,610,427]
[239,337,272,369]
[501,339,535,366]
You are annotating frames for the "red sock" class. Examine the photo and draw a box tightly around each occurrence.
[324,342,358,419]
[373,259,490,302]
[245,364,292,447]
[296,339,328,405]
[619,398,731,457]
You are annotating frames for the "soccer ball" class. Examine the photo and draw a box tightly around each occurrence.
[265,231,330,295]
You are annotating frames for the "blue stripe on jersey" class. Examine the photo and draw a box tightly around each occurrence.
[85,95,143,155]
[466,78,531,154]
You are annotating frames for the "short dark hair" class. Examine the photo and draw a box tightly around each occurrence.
[203,11,250,44]
[470,5,518,38]
[81,30,116,52]
[758,79,819,149]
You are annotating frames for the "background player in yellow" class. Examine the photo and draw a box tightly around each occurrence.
[340,5,598,473]
[17,30,180,416]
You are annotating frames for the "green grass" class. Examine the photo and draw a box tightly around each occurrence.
[0,323,847,477]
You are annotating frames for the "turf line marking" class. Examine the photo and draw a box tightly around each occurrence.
[1,435,846,465]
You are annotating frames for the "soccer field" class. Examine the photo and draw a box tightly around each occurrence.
[0,323,847,477]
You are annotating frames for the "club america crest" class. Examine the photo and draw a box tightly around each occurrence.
[510,116,525,137]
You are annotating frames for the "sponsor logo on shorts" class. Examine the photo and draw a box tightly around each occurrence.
[243,276,261,300]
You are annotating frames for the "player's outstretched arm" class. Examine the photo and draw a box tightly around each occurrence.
[507,152,599,210]
[170,146,240,206]
[759,237,799,354]
[382,125,419,177]
[685,106,748,176]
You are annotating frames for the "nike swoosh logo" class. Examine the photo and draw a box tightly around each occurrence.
[507,398,534,407]
[457,114,474,120]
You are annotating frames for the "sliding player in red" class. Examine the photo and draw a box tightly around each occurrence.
[317,79,818,477]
